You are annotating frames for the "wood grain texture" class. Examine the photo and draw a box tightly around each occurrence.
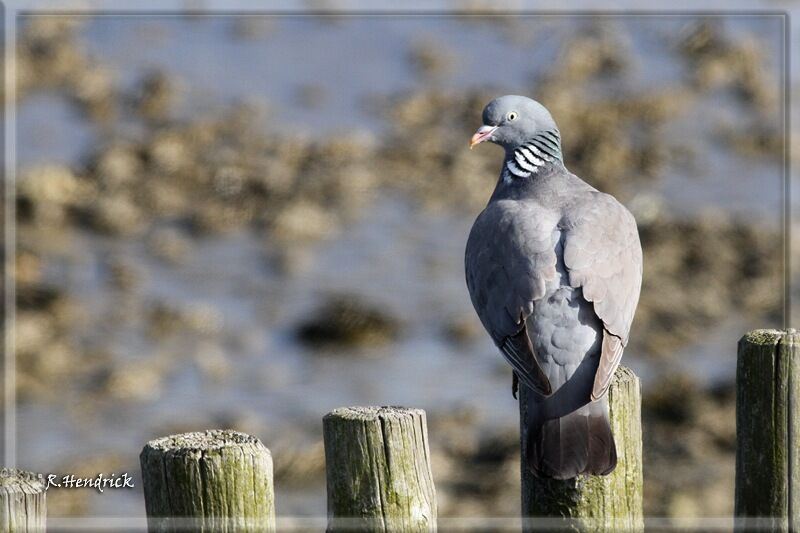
[140,429,275,532]
[520,366,643,532]
[0,469,46,532]
[323,406,437,532]
[735,329,800,531]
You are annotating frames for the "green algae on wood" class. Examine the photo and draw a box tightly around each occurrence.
[735,329,800,531]
[520,366,644,532]
[323,406,437,532]
[0,469,46,532]
[140,429,275,532]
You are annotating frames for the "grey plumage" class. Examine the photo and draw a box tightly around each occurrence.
[465,95,642,479]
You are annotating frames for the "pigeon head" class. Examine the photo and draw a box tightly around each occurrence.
[470,95,559,152]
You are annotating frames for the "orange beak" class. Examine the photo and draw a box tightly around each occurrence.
[469,125,498,149]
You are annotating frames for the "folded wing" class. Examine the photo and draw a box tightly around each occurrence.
[561,191,643,400]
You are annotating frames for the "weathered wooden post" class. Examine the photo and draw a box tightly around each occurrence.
[323,406,437,532]
[0,469,46,532]
[520,366,643,532]
[735,329,799,531]
[140,429,275,532]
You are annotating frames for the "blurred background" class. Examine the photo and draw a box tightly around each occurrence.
[9,2,798,523]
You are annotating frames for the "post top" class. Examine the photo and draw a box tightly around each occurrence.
[741,329,797,346]
[325,406,425,421]
[142,429,268,454]
[611,365,638,385]
[0,468,45,493]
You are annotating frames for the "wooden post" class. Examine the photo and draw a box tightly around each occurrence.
[140,429,275,532]
[735,329,799,531]
[0,469,46,532]
[520,366,643,532]
[323,406,437,532]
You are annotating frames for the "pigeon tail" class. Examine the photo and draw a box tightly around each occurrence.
[525,406,617,479]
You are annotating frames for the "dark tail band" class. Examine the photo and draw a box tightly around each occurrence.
[526,411,617,479]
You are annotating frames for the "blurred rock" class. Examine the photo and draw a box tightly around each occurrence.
[131,69,176,122]
[408,39,457,80]
[89,143,142,190]
[296,295,400,349]
[432,423,519,517]
[146,302,186,338]
[553,21,629,83]
[105,256,143,292]
[189,201,254,235]
[273,441,326,487]
[643,374,736,518]
[147,131,189,175]
[184,304,225,336]
[17,17,116,121]
[634,213,781,357]
[678,21,777,113]
[643,372,702,425]
[15,312,56,355]
[16,283,62,312]
[269,243,316,277]
[442,314,483,345]
[70,65,116,121]
[627,192,666,226]
[91,193,146,236]
[18,165,81,226]
[271,201,339,242]
[146,301,224,339]
[146,226,193,265]
[194,342,231,383]
[15,250,42,285]
[717,121,783,160]
[94,360,167,402]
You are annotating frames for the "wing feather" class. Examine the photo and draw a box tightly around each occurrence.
[501,323,552,395]
[561,191,642,400]
[465,200,558,396]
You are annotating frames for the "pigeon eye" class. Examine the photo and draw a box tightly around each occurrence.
[506,111,518,121]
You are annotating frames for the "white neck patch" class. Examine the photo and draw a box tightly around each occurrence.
[503,130,561,183]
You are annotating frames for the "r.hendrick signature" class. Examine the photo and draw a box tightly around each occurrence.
[45,473,134,493]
